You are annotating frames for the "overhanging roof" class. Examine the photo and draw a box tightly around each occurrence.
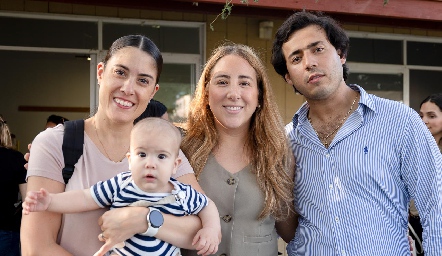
[48,0,442,29]
[178,0,442,22]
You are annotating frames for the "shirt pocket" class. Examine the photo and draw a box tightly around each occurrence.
[242,234,278,255]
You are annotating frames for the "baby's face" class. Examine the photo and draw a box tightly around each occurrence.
[127,128,181,193]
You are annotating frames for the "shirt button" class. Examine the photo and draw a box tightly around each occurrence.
[221,215,232,223]
[342,250,346,255]
[227,178,236,185]
[329,184,333,189]
[335,217,339,223]
[326,153,330,157]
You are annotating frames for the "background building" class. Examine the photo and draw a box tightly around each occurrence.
[1,0,441,159]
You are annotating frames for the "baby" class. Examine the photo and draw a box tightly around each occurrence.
[23,117,221,256]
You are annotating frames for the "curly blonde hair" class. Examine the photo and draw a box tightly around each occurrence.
[180,43,294,220]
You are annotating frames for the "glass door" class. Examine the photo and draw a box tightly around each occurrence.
[154,63,196,123]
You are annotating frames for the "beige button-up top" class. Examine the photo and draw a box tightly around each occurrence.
[182,154,278,256]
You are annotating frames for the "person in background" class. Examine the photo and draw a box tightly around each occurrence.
[409,93,442,255]
[179,43,297,255]
[271,11,442,255]
[45,114,69,129]
[420,93,442,152]
[23,118,220,256]
[0,115,27,256]
[134,99,168,124]
[10,133,18,150]
[21,35,207,256]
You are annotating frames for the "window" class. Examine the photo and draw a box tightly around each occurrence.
[349,38,402,64]
[103,23,200,54]
[409,70,442,111]
[0,12,204,152]
[0,12,203,117]
[407,41,442,67]
[346,32,442,111]
[153,63,195,122]
[0,16,97,49]
[347,73,403,102]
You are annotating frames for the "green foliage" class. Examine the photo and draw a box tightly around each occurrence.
[210,0,259,31]
[209,0,390,30]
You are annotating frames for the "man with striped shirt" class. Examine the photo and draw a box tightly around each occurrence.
[271,11,442,256]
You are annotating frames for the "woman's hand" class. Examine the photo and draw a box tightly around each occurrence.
[98,205,203,251]
[96,207,149,254]
[24,143,31,169]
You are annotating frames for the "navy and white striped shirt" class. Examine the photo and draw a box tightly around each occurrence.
[286,85,442,256]
[91,172,208,256]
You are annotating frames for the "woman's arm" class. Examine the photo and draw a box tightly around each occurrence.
[20,176,72,256]
[97,207,202,254]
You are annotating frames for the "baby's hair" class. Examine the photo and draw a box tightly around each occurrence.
[132,117,181,154]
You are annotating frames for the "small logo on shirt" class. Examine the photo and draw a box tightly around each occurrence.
[364,146,368,154]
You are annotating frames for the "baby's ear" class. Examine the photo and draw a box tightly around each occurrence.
[126,153,131,169]
[173,157,182,175]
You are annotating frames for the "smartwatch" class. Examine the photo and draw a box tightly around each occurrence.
[140,207,164,236]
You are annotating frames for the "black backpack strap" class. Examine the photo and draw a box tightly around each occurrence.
[62,120,85,184]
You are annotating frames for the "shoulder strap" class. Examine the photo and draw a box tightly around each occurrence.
[62,120,85,184]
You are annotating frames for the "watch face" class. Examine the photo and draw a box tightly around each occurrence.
[150,210,164,228]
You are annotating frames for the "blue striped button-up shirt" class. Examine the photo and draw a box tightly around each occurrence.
[286,85,442,256]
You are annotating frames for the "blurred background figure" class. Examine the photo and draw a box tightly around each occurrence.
[10,134,17,150]
[134,99,168,124]
[409,93,442,256]
[172,94,191,122]
[0,115,27,256]
[45,114,69,129]
[420,93,442,152]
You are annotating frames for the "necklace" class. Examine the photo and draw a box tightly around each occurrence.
[308,94,359,148]
[93,118,129,162]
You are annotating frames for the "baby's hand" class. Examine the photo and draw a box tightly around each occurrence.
[192,226,221,256]
[22,188,51,215]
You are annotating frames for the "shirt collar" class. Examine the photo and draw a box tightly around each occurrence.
[292,84,377,129]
